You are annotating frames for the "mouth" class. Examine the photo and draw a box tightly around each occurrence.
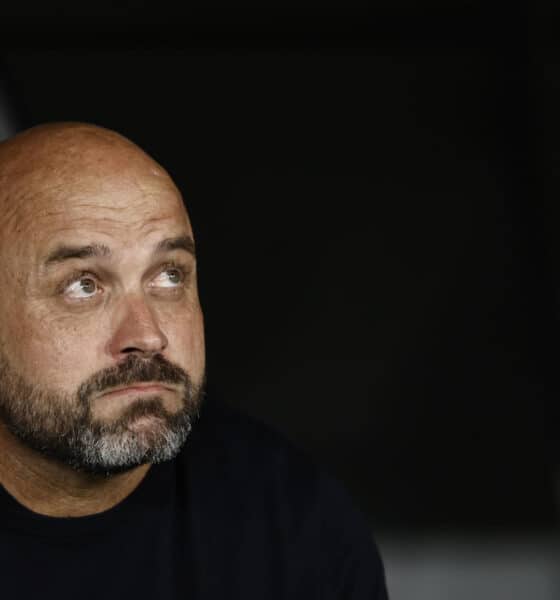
[99,382,174,399]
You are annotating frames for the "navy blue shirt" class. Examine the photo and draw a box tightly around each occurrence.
[0,400,388,599]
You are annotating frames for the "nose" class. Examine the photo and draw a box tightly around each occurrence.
[108,294,168,359]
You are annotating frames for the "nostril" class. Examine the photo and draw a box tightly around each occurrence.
[122,347,142,354]
[120,347,161,358]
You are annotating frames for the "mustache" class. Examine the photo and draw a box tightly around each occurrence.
[77,354,190,403]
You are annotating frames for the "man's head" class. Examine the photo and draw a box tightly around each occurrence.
[0,122,205,475]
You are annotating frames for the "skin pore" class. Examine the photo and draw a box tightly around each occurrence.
[0,123,205,517]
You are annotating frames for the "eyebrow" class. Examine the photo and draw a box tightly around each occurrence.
[43,235,195,267]
[154,235,196,256]
[44,243,111,266]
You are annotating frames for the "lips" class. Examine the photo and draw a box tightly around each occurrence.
[100,383,171,398]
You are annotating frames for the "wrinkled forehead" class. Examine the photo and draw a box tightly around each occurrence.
[0,141,192,253]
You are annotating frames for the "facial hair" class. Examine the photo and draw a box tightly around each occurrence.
[0,352,204,475]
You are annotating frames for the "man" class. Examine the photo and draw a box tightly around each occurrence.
[0,122,388,599]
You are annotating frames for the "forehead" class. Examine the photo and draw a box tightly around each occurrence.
[1,159,192,258]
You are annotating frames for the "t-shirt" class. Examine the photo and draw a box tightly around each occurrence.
[0,399,389,599]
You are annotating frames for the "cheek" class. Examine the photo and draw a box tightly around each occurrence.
[163,304,205,383]
[3,309,109,392]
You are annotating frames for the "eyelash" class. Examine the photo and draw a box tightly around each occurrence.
[150,261,190,289]
[158,261,189,280]
[58,261,190,297]
[57,270,97,295]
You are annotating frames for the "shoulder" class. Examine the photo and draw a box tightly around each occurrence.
[182,399,388,599]
[186,398,323,492]
[185,398,369,525]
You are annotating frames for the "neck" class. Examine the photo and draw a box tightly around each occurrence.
[0,423,150,517]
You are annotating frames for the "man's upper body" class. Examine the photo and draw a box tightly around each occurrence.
[0,123,388,599]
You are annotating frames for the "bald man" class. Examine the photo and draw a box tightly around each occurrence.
[0,123,388,600]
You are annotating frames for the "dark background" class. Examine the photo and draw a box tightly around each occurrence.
[0,0,558,533]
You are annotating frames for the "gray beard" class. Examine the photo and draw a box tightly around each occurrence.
[0,352,203,476]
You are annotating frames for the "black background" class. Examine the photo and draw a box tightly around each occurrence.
[0,0,558,532]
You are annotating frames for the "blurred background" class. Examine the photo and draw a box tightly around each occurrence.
[0,1,558,597]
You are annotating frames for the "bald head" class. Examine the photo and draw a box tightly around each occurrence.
[0,123,181,232]
[0,121,167,172]
[0,121,201,360]
[0,122,166,181]
[0,123,205,477]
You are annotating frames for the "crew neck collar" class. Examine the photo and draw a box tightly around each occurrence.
[0,457,175,537]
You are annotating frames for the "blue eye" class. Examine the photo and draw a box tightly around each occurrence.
[153,268,184,288]
[65,276,99,299]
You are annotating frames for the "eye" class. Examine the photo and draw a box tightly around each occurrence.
[151,266,185,289]
[64,275,100,300]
